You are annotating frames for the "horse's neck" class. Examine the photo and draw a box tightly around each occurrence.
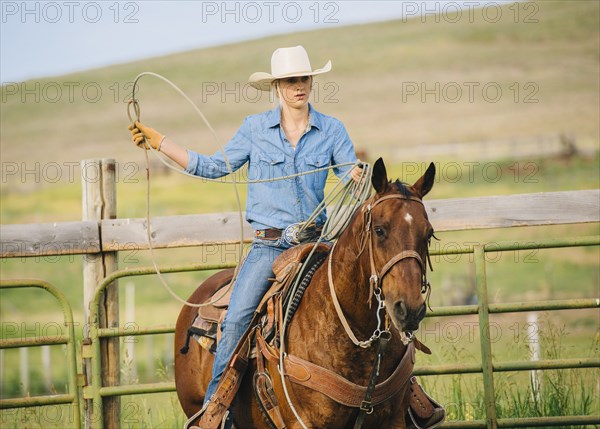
[325,225,379,335]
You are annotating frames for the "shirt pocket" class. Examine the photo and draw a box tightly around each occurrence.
[256,152,286,181]
[259,152,285,165]
[303,154,330,193]
[305,154,330,169]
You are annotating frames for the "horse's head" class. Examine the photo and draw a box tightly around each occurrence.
[359,158,435,334]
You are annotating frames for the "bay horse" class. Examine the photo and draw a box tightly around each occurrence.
[175,158,436,428]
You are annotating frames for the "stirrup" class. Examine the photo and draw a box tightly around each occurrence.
[405,377,445,429]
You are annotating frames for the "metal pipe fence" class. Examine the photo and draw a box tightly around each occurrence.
[0,279,81,428]
[2,236,599,428]
[84,235,599,428]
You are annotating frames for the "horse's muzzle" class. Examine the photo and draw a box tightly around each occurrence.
[394,300,427,331]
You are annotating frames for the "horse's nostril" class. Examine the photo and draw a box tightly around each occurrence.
[394,301,426,330]
[395,300,407,319]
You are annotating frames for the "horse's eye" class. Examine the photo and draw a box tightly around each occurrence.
[374,226,385,237]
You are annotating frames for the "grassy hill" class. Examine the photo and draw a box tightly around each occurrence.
[1,0,598,185]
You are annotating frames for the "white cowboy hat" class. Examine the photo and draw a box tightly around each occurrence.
[248,46,332,91]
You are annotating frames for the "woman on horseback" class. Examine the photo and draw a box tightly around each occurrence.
[129,45,362,428]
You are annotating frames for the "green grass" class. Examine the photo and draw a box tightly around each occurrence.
[1,152,598,224]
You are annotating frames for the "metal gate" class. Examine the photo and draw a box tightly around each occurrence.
[0,279,81,428]
[81,235,600,429]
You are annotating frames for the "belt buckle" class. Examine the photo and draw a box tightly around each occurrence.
[283,223,301,245]
[255,230,266,239]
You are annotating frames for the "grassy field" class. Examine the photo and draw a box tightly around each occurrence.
[1,0,599,427]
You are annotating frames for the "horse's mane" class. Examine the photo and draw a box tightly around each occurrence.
[391,179,414,198]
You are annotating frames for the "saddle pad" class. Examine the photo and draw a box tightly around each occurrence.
[198,284,233,322]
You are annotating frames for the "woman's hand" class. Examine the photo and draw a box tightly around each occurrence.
[128,121,165,150]
[128,121,189,169]
[350,165,364,184]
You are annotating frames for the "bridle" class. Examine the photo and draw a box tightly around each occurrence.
[327,192,432,349]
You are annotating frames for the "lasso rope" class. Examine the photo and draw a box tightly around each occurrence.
[129,71,373,429]
[127,72,369,310]
[129,72,244,308]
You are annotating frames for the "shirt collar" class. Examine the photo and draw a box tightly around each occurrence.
[265,103,322,130]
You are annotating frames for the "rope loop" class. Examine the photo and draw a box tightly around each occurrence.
[127,98,141,124]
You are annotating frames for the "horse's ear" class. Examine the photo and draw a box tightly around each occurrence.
[413,162,435,198]
[371,157,389,194]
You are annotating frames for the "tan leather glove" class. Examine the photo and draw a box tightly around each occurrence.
[128,121,165,150]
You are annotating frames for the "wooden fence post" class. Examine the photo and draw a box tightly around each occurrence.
[82,159,119,429]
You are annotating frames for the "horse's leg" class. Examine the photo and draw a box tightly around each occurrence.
[386,416,408,429]
[233,363,273,429]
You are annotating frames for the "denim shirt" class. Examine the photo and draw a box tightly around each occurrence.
[185,103,357,230]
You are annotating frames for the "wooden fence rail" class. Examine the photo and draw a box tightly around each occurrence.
[1,189,599,258]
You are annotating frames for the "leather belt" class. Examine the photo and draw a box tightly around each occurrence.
[255,228,283,240]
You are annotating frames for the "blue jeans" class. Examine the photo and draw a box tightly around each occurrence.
[203,237,291,413]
